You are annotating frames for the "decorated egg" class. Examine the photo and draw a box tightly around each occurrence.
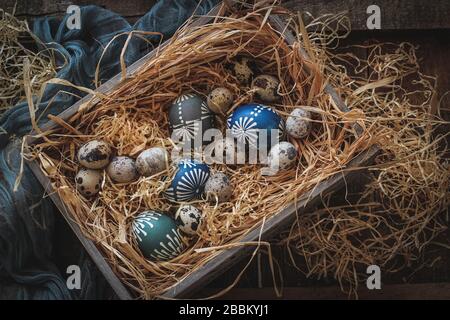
[168,94,214,147]
[77,140,112,169]
[106,156,137,183]
[225,56,258,85]
[136,147,168,177]
[286,108,312,139]
[251,74,280,102]
[75,168,103,197]
[204,172,232,203]
[207,87,233,114]
[132,210,184,261]
[227,103,285,151]
[267,141,298,171]
[164,159,210,202]
[175,205,203,236]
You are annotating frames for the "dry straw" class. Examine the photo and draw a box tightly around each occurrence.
[28,2,448,299]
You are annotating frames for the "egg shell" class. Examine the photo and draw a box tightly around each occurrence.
[164,159,210,203]
[75,168,103,197]
[286,108,312,139]
[132,211,184,261]
[227,103,285,151]
[251,74,280,102]
[168,94,215,148]
[225,56,259,85]
[106,156,137,183]
[136,147,168,177]
[207,87,233,114]
[204,172,232,203]
[175,205,202,236]
[77,140,111,169]
[267,141,298,171]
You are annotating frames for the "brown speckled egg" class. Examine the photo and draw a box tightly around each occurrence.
[286,108,312,139]
[106,156,137,183]
[136,147,168,177]
[204,172,232,203]
[175,205,202,236]
[77,140,111,169]
[251,74,280,102]
[207,87,233,114]
[225,56,258,85]
[75,168,103,197]
[267,141,297,171]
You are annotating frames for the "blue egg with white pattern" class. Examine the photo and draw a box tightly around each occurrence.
[132,210,184,261]
[164,159,210,203]
[227,103,285,151]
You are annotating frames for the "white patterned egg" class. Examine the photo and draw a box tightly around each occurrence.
[136,147,168,177]
[77,140,112,169]
[286,108,312,139]
[106,156,137,183]
[267,141,298,171]
[75,168,103,197]
[132,211,184,261]
[204,172,232,203]
[175,205,202,236]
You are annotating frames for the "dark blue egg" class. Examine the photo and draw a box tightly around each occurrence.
[227,103,285,150]
[164,159,210,202]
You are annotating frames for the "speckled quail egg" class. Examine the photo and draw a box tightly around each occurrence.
[175,205,203,236]
[286,108,312,139]
[106,156,137,183]
[77,140,112,169]
[251,74,280,102]
[267,141,298,171]
[204,172,232,203]
[75,168,103,197]
[207,87,234,114]
[136,147,168,177]
[225,56,258,85]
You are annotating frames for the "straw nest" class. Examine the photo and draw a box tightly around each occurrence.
[28,2,448,298]
[0,9,56,117]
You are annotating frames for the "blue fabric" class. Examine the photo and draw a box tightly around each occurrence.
[0,0,218,299]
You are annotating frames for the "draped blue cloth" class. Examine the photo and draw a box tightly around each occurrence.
[0,0,218,299]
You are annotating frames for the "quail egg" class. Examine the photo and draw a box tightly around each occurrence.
[286,108,312,139]
[251,74,280,102]
[136,147,168,177]
[75,168,103,197]
[175,205,203,236]
[106,156,137,183]
[225,56,258,85]
[267,141,298,171]
[77,140,112,169]
[204,172,232,203]
[207,87,234,114]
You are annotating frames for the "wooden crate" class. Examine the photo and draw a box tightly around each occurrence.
[26,2,379,299]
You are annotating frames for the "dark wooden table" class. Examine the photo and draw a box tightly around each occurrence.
[2,0,449,299]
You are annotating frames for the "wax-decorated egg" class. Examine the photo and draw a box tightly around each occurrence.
[168,94,214,147]
[204,172,232,203]
[225,56,259,85]
[207,87,233,114]
[106,156,137,183]
[267,141,298,171]
[251,74,280,102]
[136,147,168,177]
[175,205,202,236]
[164,159,210,202]
[132,210,184,261]
[75,168,103,197]
[227,103,285,151]
[77,140,111,169]
[286,108,312,139]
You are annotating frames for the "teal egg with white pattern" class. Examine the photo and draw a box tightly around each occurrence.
[132,211,184,261]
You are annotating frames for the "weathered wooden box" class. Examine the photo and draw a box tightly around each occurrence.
[26,2,379,299]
